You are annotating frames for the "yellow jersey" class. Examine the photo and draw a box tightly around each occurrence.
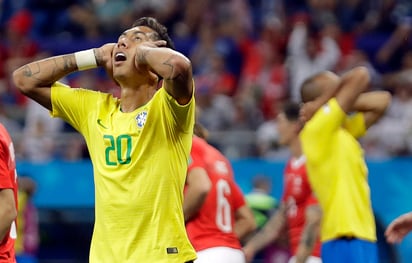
[300,98,376,242]
[51,82,197,262]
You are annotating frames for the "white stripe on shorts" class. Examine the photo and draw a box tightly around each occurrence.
[195,247,245,263]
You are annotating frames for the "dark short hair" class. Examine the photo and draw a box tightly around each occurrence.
[132,17,175,50]
[282,101,300,121]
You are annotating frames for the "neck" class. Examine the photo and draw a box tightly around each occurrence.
[119,84,156,112]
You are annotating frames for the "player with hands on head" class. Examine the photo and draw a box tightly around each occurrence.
[299,67,391,263]
[13,17,197,263]
[243,102,322,263]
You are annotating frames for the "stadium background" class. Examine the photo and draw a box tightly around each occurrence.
[1,0,412,262]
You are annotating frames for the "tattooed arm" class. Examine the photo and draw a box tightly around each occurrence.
[12,54,76,110]
[294,204,322,263]
[12,44,114,111]
[135,41,193,105]
[243,204,288,263]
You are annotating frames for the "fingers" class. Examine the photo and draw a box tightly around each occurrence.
[153,40,167,47]
[385,223,407,244]
[385,231,403,244]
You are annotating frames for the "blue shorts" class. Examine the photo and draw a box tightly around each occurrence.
[321,238,377,263]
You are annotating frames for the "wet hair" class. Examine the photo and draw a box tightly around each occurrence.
[300,72,324,103]
[132,17,175,50]
[282,101,300,121]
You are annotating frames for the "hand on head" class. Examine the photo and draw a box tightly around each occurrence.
[95,43,116,80]
[300,101,321,123]
[135,40,168,67]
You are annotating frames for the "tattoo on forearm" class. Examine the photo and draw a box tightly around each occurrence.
[162,56,175,80]
[21,55,76,84]
[162,55,189,82]
[63,55,75,71]
[301,222,317,248]
[22,65,36,77]
[136,49,150,65]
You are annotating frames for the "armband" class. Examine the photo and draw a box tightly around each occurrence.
[74,49,97,71]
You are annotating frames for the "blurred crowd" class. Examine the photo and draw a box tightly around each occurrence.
[0,0,412,161]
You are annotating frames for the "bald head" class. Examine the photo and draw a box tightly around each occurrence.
[300,71,339,103]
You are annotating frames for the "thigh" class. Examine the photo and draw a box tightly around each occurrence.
[195,247,246,263]
[322,239,377,263]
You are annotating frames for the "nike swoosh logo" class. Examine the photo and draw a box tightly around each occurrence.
[97,119,108,129]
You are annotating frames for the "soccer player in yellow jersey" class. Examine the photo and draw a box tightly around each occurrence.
[13,17,197,263]
[298,67,391,263]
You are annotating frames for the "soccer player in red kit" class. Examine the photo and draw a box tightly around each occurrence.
[184,124,256,263]
[0,123,18,263]
[243,102,322,263]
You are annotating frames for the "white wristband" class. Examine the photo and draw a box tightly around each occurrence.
[74,49,97,71]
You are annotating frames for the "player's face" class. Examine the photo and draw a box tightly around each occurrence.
[276,112,297,146]
[112,26,157,79]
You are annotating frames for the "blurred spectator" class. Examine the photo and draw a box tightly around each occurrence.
[15,176,39,263]
[337,49,382,90]
[27,0,84,38]
[255,117,279,158]
[335,0,370,33]
[65,2,101,40]
[181,0,212,35]
[245,175,277,230]
[0,0,27,25]
[194,51,237,97]
[363,70,412,157]
[190,22,219,75]
[195,92,236,132]
[236,16,288,124]
[19,100,64,162]
[255,116,290,160]
[374,0,412,71]
[237,39,287,120]
[133,0,181,30]
[247,0,286,32]
[61,134,88,161]
[230,98,264,131]
[0,104,22,134]
[286,13,341,102]
[91,0,133,37]
[0,10,40,111]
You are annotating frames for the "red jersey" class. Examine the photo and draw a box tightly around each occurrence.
[0,123,18,263]
[185,136,246,251]
[282,156,321,257]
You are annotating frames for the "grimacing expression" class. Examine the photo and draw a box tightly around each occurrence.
[112,26,157,78]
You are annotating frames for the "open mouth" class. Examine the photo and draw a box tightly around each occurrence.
[115,52,127,62]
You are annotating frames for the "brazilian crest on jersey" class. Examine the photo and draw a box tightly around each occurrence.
[135,110,148,128]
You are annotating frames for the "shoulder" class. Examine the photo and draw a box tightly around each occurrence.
[53,82,115,102]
